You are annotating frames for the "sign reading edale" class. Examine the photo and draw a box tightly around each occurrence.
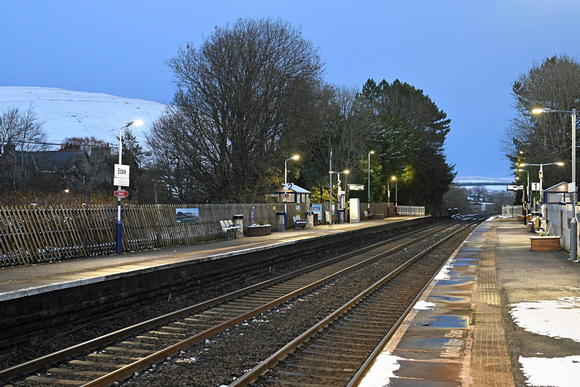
[114,164,130,187]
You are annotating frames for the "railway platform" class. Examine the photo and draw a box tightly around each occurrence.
[360,217,580,387]
[4,216,579,386]
[0,216,417,300]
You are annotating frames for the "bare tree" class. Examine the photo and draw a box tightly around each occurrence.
[305,85,373,191]
[503,55,580,188]
[0,106,47,192]
[0,106,46,152]
[151,18,324,203]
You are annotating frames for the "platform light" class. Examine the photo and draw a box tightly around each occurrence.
[519,161,564,211]
[391,176,398,216]
[367,151,374,215]
[532,106,578,261]
[330,169,349,223]
[531,107,551,115]
[517,169,531,220]
[284,155,299,230]
[116,119,145,255]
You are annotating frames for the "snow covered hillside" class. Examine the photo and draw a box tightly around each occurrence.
[0,87,167,148]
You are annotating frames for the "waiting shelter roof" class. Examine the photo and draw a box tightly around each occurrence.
[272,183,311,194]
[544,182,572,192]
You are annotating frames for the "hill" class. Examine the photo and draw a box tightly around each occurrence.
[0,86,167,148]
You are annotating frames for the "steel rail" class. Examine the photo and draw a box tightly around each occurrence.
[2,220,454,385]
[0,220,445,383]
[347,217,483,386]
[80,222,455,387]
[229,219,480,386]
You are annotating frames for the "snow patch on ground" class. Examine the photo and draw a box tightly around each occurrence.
[519,355,580,387]
[414,300,436,310]
[357,352,402,387]
[434,261,453,280]
[510,297,580,342]
[511,297,580,386]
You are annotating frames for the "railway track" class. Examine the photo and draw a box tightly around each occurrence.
[1,218,478,386]
[232,217,480,386]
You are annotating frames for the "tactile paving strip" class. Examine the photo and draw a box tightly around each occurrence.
[470,225,514,386]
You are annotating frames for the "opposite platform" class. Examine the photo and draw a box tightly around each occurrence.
[361,217,580,387]
[0,216,417,301]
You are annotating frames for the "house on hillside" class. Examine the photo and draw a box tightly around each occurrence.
[0,143,114,194]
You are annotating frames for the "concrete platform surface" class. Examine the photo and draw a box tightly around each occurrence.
[0,216,417,300]
[360,217,580,387]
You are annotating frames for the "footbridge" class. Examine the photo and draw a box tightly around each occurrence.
[452,176,512,188]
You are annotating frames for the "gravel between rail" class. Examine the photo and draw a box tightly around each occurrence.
[3,219,473,386]
[118,223,473,387]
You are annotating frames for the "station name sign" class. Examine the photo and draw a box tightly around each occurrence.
[113,164,130,187]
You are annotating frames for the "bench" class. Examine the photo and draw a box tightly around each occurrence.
[220,220,242,240]
[527,216,545,233]
[293,215,307,230]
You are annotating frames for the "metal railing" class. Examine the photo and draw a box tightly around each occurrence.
[502,205,521,218]
[396,206,426,216]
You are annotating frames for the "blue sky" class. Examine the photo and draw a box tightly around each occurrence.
[3,0,580,179]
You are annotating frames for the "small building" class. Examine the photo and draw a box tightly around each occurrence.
[543,182,575,204]
[271,183,311,205]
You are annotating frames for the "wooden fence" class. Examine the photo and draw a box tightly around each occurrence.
[0,202,422,267]
[0,203,311,267]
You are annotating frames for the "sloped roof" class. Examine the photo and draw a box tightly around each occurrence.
[272,183,311,194]
[544,181,571,192]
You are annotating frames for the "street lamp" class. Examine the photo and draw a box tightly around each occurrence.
[532,107,577,261]
[367,150,374,214]
[517,168,530,223]
[519,161,564,207]
[330,169,349,223]
[116,119,143,255]
[284,155,299,230]
[391,176,398,216]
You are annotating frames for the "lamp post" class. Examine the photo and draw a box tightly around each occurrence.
[387,181,391,217]
[391,175,398,216]
[344,170,350,222]
[284,155,299,230]
[367,150,374,215]
[532,107,577,261]
[517,169,530,223]
[519,161,564,206]
[330,169,349,223]
[115,119,143,255]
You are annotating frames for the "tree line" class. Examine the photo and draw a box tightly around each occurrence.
[502,54,580,202]
[1,18,456,212]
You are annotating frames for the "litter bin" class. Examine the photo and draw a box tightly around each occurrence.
[276,212,286,231]
[233,214,244,238]
[313,213,318,225]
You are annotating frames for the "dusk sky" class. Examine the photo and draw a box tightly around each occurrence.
[3,0,580,180]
